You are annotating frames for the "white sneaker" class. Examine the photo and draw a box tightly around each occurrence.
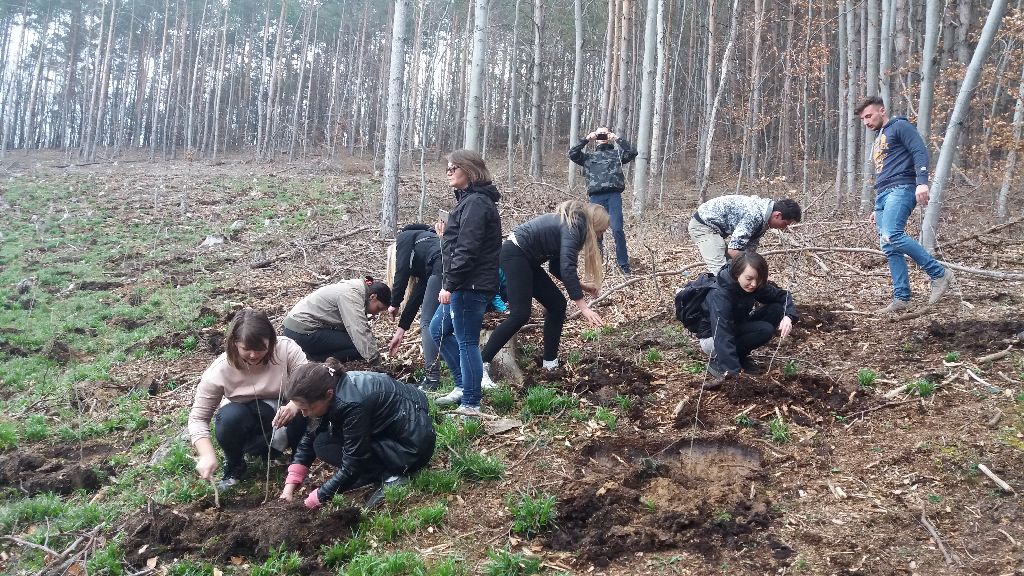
[481,363,498,389]
[454,405,481,419]
[542,358,559,370]
[435,387,463,406]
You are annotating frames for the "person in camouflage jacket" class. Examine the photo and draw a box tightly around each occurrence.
[568,127,638,275]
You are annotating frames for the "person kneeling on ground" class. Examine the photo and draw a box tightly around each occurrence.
[688,195,801,274]
[189,309,308,491]
[466,200,606,392]
[697,252,798,382]
[279,358,436,509]
[283,277,391,363]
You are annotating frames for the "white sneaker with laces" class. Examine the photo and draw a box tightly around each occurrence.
[480,363,498,389]
[542,358,559,370]
[435,387,463,406]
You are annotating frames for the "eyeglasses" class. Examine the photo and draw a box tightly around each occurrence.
[446,164,461,175]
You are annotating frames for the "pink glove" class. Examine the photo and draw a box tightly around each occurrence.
[304,489,321,509]
[286,464,309,485]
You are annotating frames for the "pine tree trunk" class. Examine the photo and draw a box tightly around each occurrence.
[922,0,1008,250]
[381,0,409,238]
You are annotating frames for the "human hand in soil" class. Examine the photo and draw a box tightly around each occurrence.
[387,306,399,321]
[272,401,299,428]
[777,316,793,339]
[388,328,406,355]
[438,289,451,304]
[868,211,876,225]
[279,482,297,501]
[196,453,218,480]
[304,489,322,509]
[575,299,604,327]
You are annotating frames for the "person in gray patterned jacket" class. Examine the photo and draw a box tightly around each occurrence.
[568,127,638,275]
[688,195,801,273]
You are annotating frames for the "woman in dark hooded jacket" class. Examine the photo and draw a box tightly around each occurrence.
[279,358,435,509]
[386,224,443,389]
[697,251,798,379]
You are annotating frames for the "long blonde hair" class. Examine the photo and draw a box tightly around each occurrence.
[385,242,417,303]
[555,200,608,288]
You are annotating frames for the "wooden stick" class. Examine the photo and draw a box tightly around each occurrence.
[978,346,1014,364]
[2,535,60,556]
[211,478,220,508]
[977,464,1015,493]
[919,511,958,567]
[965,369,992,388]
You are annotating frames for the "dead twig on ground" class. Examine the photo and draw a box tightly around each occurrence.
[977,464,1015,493]
[919,510,960,567]
[977,346,1014,364]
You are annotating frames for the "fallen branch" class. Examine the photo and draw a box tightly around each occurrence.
[919,511,959,567]
[965,369,991,388]
[570,262,707,318]
[842,399,918,420]
[977,346,1014,364]
[758,246,1024,280]
[977,464,1015,493]
[3,535,59,556]
[250,227,372,268]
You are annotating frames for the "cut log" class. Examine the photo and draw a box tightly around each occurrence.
[481,329,524,387]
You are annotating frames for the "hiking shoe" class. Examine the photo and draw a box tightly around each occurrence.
[740,357,764,375]
[875,299,911,315]
[364,475,409,510]
[435,387,463,406]
[927,269,955,305]
[418,376,440,391]
[217,459,247,492]
[454,405,482,419]
[707,361,725,378]
[480,364,498,390]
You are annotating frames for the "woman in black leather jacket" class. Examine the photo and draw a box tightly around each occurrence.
[278,359,435,509]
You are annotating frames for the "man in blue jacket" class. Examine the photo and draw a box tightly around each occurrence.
[568,127,638,275]
[856,96,954,314]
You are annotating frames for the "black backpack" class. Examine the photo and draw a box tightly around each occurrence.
[674,273,716,333]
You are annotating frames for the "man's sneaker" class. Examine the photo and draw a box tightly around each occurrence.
[707,361,725,378]
[480,363,498,390]
[418,376,440,391]
[740,356,764,375]
[542,358,559,370]
[435,387,463,406]
[454,405,481,419]
[875,299,911,315]
[216,459,247,492]
[927,269,955,305]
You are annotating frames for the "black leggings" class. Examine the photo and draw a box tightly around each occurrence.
[283,327,362,362]
[214,400,308,466]
[481,241,567,363]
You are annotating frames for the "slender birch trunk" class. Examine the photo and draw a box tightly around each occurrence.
[381,0,409,237]
[464,0,489,151]
[528,0,544,180]
[697,0,739,202]
[568,0,584,190]
[631,0,658,215]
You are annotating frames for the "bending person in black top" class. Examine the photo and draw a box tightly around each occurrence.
[279,358,436,509]
[386,224,443,390]
[696,251,798,381]
[480,200,608,378]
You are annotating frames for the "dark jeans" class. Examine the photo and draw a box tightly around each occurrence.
[429,289,490,408]
[312,422,436,487]
[420,274,443,381]
[731,302,785,358]
[589,191,630,273]
[283,326,361,362]
[214,400,307,467]
[482,241,567,363]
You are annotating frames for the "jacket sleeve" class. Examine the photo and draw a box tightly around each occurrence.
[568,138,590,166]
[338,286,380,362]
[757,282,799,322]
[390,236,414,310]
[281,338,308,375]
[899,121,930,186]
[398,278,427,331]
[556,218,586,301]
[444,197,489,292]
[617,137,639,164]
[291,425,317,467]
[727,215,764,251]
[317,402,373,500]
[705,289,742,374]
[187,370,224,443]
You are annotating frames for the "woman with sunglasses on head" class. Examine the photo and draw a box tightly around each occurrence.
[475,200,608,385]
[279,358,435,509]
[385,224,443,390]
[282,277,391,364]
[430,150,503,418]
[698,251,798,383]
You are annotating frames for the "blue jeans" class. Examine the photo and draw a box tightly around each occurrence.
[589,192,630,273]
[874,184,945,302]
[429,290,490,408]
[420,274,443,381]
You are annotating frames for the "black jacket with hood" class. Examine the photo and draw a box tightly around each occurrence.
[292,371,434,501]
[510,212,589,301]
[697,267,798,373]
[441,182,502,294]
[391,224,442,331]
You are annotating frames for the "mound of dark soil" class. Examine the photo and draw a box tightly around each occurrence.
[527,356,654,405]
[123,498,361,564]
[548,435,781,567]
[926,319,1024,354]
[0,440,114,495]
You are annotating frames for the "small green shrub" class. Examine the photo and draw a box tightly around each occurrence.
[735,413,753,427]
[86,541,123,575]
[181,335,199,351]
[484,548,542,576]
[712,509,733,522]
[595,407,617,430]
[383,483,411,507]
[22,414,50,441]
[644,349,663,363]
[413,501,448,527]
[566,350,582,366]
[581,329,598,342]
[197,314,218,328]
[856,368,877,388]
[522,386,574,418]
[944,351,961,362]
[322,534,369,567]
[412,469,461,494]
[782,360,799,377]
[451,450,505,481]
[683,360,705,374]
[768,416,791,443]
[0,421,17,450]
[614,394,633,412]
[909,378,936,397]
[507,489,557,537]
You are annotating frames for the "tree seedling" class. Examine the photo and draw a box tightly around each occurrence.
[908,378,936,398]
[644,348,663,363]
[856,368,877,389]
[768,416,791,443]
[782,360,799,377]
[944,351,961,363]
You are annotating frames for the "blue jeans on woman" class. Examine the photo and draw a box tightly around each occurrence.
[429,290,490,408]
[873,184,945,302]
[589,192,631,274]
[420,274,443,382]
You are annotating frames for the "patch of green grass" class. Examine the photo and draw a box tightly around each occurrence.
[153,440,195,476]
[908,378,937,398]
[251,544,301,576]
[413,501,448,527]
[522,385,574,418]
[366,511,420,541]
[683,360,706,374]
[181,334,199,351]
[486,386,516,415]
[435,416,483,451]
[0,421,18,450]
[600,325,616,335]
[322,533,369,567]
[944,351,961,363]
[856,368,877,389]
[451,450,505,481]
[581,329,599,342]
[153,476,212,504]
[22,413,51,441]
[196,314,218,328]
[383,483,412,507]
[614,394,633,412]
[927,493,943,504]
[1016,391,1024,406]
[411,468,461,494]
[338,550,428,576]
[782,360,799,377]
[167,559,215,576]
[644,348,663,363]
[483,548,542,576]
[595,406,617,430]
[85,540,124,575]
[768,416,791,443]
[0,493,65,533]
[712,509,733,522]
[735,413,753,427]
[507,489,557,538]
[566,350,582,366]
